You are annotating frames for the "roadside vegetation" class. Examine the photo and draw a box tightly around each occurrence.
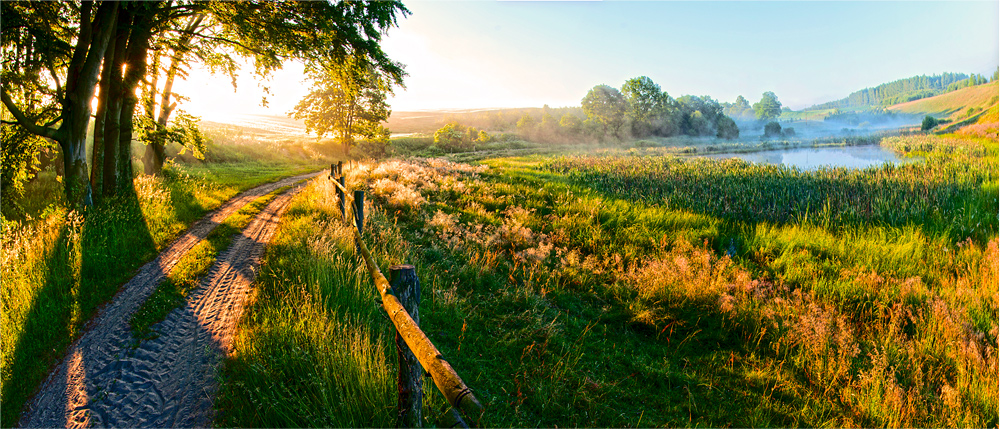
[0,131,332,426]
[224,120,997,426]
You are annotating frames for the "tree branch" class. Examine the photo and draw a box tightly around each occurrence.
[1,88,61,140]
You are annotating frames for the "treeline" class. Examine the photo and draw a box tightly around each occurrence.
[806,72,995,110]
[441,76,742,145]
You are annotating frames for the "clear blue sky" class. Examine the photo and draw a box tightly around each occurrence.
[180,1,999,118]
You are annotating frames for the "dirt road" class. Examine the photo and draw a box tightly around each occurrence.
[19,172,320,428]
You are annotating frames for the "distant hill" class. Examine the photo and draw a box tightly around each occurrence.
[805,72,992,111]
[887,81,999,119]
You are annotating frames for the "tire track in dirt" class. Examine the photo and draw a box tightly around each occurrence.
[19,172,320,428]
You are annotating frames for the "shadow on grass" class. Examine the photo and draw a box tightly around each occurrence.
[1,226,74,427]
[1,196,157,427]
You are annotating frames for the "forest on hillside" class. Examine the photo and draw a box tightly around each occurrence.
[807,72,997,110]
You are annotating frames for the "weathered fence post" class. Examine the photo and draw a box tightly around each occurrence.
[353,190,365,235]
[337,160,343,176]
[390,265,423,428]
[337,176,346,221]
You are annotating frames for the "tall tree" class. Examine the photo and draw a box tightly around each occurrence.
[753,91,782,122]
[2,1,120,208]
[621,76,672,138]
[582,85,627,139]
[3,0,411,208]
[291,59,397,156]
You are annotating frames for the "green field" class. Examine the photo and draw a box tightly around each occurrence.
[888,81,999,119]
[216,128,997,427]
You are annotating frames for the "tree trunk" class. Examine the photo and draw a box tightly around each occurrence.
[117,5,156,195]
[102,8,131,198]
[59,1,119,209]
[90,15,120,204]
[142,12,201,176]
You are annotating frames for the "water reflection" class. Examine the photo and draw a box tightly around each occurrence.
[706,145,905,170]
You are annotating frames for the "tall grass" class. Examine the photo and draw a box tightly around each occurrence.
[0,168,235,426]
[548,135,997,243]
[0,149,323,425]
[215,178,406,427]
[265,140,995,427]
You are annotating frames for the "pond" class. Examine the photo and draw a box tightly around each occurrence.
[705,145,907,170]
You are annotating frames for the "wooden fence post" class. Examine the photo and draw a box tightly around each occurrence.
[353,190,364,236]
[337,176,346,222]
[391,265,422,428]
[337,160,343,176]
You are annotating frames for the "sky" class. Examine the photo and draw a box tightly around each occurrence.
[175,1,999,121]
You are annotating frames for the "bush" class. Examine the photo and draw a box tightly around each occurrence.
[716,116,740,140]
[433,122,475,153]
[782,127,796,137]
[763,121,782,138]
[921,115,938,132]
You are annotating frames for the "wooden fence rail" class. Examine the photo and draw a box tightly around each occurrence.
[328,166,484,428]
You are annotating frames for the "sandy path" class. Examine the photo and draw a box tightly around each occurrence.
[19,172,319,428]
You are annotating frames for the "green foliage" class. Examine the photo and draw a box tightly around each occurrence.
[922,115,939,131]
[753,92,783,121]
[559,113,582,134]
[716,116,740,139]
[136,111,207,159]
[782,127,796,137]
[724,95,753,120]
[582,85,627,139]
[434,122,478,153]
[807,72,972,110]
[215,179,397,427]
[621,76,673,137]
[291,58,396,156]
[550,136,997,243]
[763,121,782,137]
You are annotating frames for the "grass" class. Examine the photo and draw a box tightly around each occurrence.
[224,131,997,427]
[1,125,333,426]
[215,177,405,427]
[888,81,999,118]
[129,185,292,342]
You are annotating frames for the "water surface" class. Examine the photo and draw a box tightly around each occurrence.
[706,145,905,170]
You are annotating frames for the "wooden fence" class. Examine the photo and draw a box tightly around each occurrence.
[329,162,484,428]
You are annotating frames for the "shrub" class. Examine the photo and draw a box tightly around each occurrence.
[433,122,475,153]
[921,115,938,131]
[763,121,782,137]
[716,116,740,140]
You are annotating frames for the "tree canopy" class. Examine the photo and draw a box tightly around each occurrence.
[582,85,627,139]
[753,91,782,122]
[291,58,397,156]
[1,0,410,211]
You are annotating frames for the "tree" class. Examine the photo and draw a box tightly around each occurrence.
[138,13,216,176]
[3,1,411,208]
[726,95,752,119]
[753,91,782,122]
[621,76,671,138]
[716,116,739,139]
[582,85,627,139]
[2,1,120,208]
[433,122,473,152]
[291,59,397,156]
[559,114,582,134]
[763,121,782,137]
[921,115,938,132]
